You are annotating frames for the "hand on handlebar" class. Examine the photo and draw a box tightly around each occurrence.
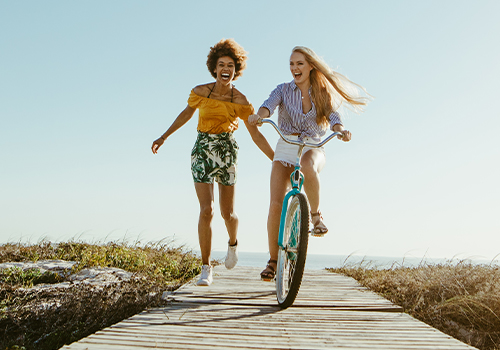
[248,114,262,126]
[337,130,352,142]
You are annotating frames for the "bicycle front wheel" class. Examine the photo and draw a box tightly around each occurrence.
[276,193,309,309]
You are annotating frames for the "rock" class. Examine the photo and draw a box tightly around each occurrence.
[0,259,78,274]
[0,260,134,290]
[69,267,134,285]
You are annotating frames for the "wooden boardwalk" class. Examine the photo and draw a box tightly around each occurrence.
[61,266,477,349]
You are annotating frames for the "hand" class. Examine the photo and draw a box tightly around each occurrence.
[337,130,352,142]
[248,114,262,126]
[151,137,165,154]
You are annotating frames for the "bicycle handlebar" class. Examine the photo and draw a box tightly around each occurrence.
[259,118,343,148]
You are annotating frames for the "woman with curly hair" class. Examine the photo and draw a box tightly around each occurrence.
[152,39,273,286]
[248,46,371,281]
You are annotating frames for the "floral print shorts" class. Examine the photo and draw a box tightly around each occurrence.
[191,132,239,186]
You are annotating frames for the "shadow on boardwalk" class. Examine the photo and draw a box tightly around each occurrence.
[62,266,478,350]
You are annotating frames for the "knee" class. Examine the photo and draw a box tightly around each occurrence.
[199,204,214,220]
[301,162,318,179]
[221,209,237,222]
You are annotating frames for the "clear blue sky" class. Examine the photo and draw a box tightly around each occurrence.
[1,1,499,260]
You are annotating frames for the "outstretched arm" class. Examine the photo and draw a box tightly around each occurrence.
[243,120,274,161]
[152,105,196,154]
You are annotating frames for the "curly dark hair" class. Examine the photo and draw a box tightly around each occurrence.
[206,39,248,80]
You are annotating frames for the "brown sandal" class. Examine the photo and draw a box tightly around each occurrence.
[311,211,328,236]
[260,259,277,281]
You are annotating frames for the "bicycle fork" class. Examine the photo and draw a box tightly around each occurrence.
[278,147,306,259]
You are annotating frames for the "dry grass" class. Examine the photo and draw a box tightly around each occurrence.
[0,239,203,350]
[329,260,500,350]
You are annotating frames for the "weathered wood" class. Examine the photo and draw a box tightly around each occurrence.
[169,267,402,311]
[61,266,477,349]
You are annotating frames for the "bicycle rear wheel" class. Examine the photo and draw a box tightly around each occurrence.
[276,193,309,309]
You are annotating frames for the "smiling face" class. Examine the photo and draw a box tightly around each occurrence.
[215,56,236,85]
[290,51,313,86]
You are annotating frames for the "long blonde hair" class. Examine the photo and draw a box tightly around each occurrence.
[292,46,371,128]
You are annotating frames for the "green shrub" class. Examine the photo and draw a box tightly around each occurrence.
[0,239,202,350]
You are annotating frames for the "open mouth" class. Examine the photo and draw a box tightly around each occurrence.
[221,73,230,79]
[294,72,302,79]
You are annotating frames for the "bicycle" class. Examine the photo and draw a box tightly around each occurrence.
[259,118,343,309]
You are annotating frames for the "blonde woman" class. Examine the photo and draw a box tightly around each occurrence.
[248,46,370,281]
[152,39,273,286]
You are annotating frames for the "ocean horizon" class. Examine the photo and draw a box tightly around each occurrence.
[207,251,499,270]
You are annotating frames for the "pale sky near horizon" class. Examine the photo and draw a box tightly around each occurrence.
[1,1,499,261]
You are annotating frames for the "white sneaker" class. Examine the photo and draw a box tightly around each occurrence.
[196,265,212,286]
[224,240,238,269]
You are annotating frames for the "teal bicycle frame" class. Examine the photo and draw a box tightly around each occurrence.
[261,118,342,249]
[278,152,305,253]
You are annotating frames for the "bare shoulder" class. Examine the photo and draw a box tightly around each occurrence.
[232,88,250,105]
[193,83,215,98]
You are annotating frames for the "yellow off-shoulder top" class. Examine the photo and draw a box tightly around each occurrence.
[188,90,255,134]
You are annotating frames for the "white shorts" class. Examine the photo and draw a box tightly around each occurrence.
[273,135,325,167]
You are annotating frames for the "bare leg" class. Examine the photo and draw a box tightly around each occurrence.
[194,182,215,265]
[219,184,238,245]
[300,149,326,214]
[301,149,327,232]
[266,162,293,267]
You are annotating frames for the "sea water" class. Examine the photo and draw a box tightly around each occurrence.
[208,251,497,270]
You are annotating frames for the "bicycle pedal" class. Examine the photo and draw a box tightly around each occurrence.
[310,231,327,237]
[261,277,275,282]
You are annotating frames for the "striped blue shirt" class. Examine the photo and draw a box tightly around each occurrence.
[261,81,343,141]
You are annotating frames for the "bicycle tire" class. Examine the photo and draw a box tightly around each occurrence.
[276,193,309,308]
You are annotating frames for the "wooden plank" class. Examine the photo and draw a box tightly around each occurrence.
[168,267,402,311]
[61,266,477,350]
